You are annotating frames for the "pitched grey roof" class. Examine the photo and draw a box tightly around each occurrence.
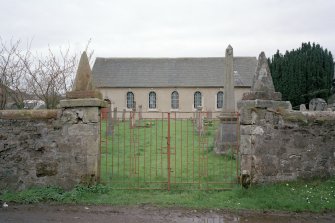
[92,57,257,88]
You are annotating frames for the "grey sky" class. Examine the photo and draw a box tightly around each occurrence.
[1,0,334,59]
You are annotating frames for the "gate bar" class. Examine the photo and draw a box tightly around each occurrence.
[167,112,171,191]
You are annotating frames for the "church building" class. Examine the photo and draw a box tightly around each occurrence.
[92,53,257,116]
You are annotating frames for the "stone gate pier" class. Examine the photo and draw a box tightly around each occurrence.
[238,52,335,187]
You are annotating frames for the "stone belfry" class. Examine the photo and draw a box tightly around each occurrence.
[223,44,235,112]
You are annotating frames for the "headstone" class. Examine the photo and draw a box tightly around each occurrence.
[112,107,117,128]
[215,116,239,155]
[299,104,307,111]
[242,52,281,101]
[122,109,126,122]
[328,94,335,106]
[223,45,235,112]
[66,51,102,99]
[106,103,113,136]
[309,98,327,111]
[207,110,212,119]
[138,105,143,120]
[108,107,117,136]
[195,106,204,135]
[130,111,136,129]
[130,101,136,129]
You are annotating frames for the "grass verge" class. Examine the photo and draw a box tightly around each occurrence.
[1,177,334,213]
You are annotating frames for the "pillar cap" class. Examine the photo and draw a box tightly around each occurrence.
[59,98,108,108]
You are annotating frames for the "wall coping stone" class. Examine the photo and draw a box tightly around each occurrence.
[0,109,59,120]
[237,99,292,110]
[59,98,108,108]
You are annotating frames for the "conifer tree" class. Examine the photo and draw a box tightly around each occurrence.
[269,42,334,107]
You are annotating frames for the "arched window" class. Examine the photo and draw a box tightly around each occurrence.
[194,91,202,108]
[149,91,156,109]
[217,91,224,109]
[171,91,179,109]
[126,92,134,109]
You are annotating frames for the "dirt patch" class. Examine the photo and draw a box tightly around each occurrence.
[0,204,334,223]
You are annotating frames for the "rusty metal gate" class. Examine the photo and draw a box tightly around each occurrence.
[99,111,240,190]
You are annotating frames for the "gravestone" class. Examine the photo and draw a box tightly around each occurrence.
[207,110,212,119]
[215,45,239,154]
[108,107,117,135]
[130,101,136,129]
[195,106,204,135]
[106,103,113,136]
[223,45,235,112]
[122,109,126,122]
[299,104,307,111]
[113,107,118,124]
[138,105,143,120]
[309,98,327,111]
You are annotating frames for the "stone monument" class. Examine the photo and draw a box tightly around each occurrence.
[214,45,239,154]
[138,105,143,120]
[309,98,327,111]
[195,106,204,135]
[122,109,126,122]
[106,103,113,136]
[299,104,307,111]
[223,45,235,112]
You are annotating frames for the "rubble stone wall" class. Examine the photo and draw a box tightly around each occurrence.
[0,105,102,191]
[239,99,335,184]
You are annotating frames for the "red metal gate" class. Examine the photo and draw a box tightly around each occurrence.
[99,111,240,190]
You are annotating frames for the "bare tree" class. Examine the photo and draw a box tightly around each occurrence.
[0,38,28,109]
[0,37,95,109]
[21,47,77,109]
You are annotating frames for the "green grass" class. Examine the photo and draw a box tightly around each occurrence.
[100,118,238,190]
[1,177,334,212]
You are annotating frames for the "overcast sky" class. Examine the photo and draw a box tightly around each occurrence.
[1,0,334,59]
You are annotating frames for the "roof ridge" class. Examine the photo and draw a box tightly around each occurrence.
[95,57,257,60]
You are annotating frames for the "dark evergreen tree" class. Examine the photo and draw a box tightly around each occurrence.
[269,42,334,107]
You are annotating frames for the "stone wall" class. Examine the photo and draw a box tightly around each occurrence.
[0,99,105,191]
[239,99,335,184]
